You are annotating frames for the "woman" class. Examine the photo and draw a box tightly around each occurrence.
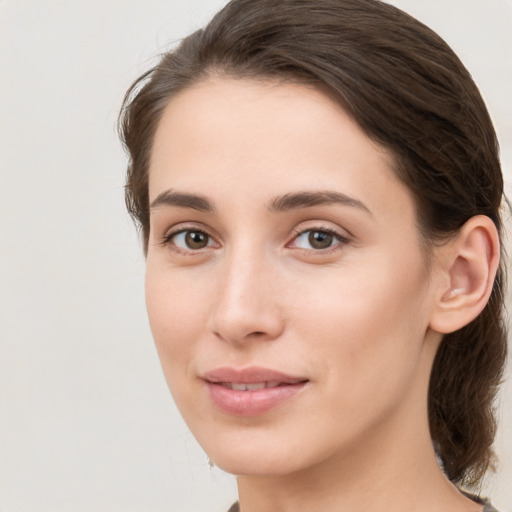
[118,0,508,510]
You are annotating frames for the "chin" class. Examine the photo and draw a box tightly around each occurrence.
[211,451,303,477]
[190,427,297,476]
[194,426,334,478]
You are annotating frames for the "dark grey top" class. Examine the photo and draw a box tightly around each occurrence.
[463,490,499,512]
[227,495,499,512]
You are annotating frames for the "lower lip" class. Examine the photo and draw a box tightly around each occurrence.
[206,382,307,416]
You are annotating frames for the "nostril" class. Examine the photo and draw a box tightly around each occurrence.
[248,331,268,338]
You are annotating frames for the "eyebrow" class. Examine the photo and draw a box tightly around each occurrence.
[150,189,371,216]
[150,190,215,212]
[268,190,372,215]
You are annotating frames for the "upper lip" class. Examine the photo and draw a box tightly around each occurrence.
[202,366,308,385]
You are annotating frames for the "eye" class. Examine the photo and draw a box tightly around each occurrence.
[292,228,347,251]
[164,229,216,251]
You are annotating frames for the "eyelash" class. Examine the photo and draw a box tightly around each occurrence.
[159,226,216,254]
[160,225,350,254]
[288,226,350,254]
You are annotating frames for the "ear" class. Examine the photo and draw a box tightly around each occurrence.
[429,215,500,334]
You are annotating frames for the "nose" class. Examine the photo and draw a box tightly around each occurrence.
[207,251,285,345]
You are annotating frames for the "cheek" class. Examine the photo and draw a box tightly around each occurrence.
[294,252,431,397]
[144,265,211,378]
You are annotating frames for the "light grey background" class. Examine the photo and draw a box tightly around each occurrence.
[0,1,510,511]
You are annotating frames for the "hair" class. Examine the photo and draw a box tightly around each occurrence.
[119,0,508,488]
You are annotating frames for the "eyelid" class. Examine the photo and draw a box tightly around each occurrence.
[287,223,351,252]
[159,223,220,251]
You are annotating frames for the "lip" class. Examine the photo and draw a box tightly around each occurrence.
[202,366,309,417]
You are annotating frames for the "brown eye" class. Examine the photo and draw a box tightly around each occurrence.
[184,231,209,249]
[291,228,347,252]
[308,230,334,249]
[167,229,214,251]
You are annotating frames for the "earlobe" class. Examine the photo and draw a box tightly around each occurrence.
[429,215,500,334]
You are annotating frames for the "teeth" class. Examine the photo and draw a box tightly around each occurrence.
[221,382,276,391]
[246,383,265,391]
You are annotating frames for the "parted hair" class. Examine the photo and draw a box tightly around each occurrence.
[119,0,508,487]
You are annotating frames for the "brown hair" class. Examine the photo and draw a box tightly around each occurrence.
[119,0,508,487]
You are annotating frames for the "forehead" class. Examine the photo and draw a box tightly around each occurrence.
[148,77,415,223]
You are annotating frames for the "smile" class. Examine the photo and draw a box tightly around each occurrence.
[202,367,308,416]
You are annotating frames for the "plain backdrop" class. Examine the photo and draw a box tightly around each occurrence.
[0,1,511,511]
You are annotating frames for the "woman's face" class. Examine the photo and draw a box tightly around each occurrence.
[146,78,442,476]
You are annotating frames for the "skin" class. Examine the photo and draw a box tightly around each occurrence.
[145,78,488,512]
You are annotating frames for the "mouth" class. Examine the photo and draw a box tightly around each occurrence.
[218,381,286,391]
[202,366,309,416]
